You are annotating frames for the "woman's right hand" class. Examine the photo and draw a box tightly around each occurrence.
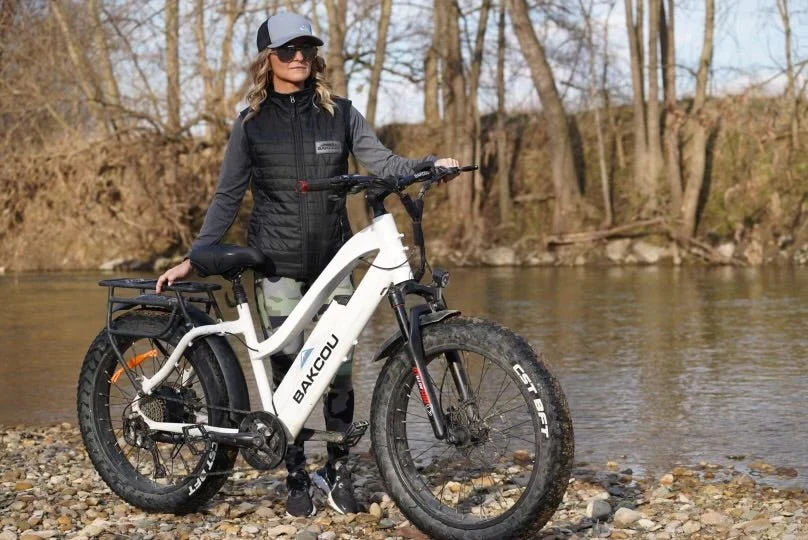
[156,258,193,293]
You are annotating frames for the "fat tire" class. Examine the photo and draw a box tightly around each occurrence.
[77,311,238,514]
[370,317,574,540]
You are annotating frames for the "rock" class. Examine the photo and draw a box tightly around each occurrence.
[586,499,611,520]
[481,247,518,266]
[78,519,109,537]
[744,239,763,265]
[255,506,275,518]
[14,482,33,491]
[606,239,631,262]
[396,527,430,540]
[369,503,383,518]
[749,461,775,474]
[377,519,395,529]
[295,531,318,540]
[682,520,701,534]
[0,532,17,540]
[700,510,733,527]
[241,524,259,534]
[524,251,556,266]
[318,533,337,540]
[636,518,657,531]
[717,242,736,261]
[230,502,257,517]
[99,258,126,271]
[651,486,673,499]
[613,507,642,528]
[268,525,298,537]
[743,518,771,533]
[659,473,674,485]
[731,475,756,488]
[210,502,230,517]
[632,241,666,263]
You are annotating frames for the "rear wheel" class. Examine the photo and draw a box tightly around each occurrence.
[77,311,238,513]
[371,317,573,540]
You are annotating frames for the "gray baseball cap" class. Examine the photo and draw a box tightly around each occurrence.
[256,13,323,52]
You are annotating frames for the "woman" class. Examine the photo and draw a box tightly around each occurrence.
[157,12,458,518]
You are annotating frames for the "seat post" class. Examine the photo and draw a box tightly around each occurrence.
[230,274,249,305]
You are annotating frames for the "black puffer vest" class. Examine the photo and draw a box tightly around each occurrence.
[241,85,352,281]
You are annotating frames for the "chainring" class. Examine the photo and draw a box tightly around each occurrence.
[239,411,288,470]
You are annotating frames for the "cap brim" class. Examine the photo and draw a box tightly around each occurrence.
[268,33,324,48]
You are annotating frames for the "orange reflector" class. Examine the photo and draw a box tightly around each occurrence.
[111,349,158,383]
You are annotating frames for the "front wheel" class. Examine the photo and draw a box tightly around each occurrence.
[371,317,573,540]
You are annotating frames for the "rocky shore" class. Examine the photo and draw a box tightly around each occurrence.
[2,424,806,539]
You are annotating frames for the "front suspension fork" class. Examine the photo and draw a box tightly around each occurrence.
[388,288,476,442]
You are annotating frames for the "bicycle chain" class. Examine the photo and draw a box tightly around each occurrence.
[123,390,274,480]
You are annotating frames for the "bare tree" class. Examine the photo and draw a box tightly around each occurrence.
[509,0,586,233]
[496,0,511,225]
[776,0,800,151]
[580,0,613,226]
[679,0,715,238]
[646,0,663,191]
[165,0,180,138]
[423,0,441,121]
[325,0,348,96]
[365,0,392,126]
[659,0,682,215]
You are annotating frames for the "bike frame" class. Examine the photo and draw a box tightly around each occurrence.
[133,212,413,439]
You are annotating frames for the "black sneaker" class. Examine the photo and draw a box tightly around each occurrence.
[285,469,316,518]
[313,460,358,514]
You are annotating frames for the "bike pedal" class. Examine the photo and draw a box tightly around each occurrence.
[341,420,369,448]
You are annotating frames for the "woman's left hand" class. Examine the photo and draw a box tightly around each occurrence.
[434,157,460,182]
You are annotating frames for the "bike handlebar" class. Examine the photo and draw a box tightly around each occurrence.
[292,164,478,195]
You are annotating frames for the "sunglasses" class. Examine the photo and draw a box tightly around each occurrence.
[271,44,317,63]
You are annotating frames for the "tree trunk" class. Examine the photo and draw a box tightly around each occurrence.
[165,0,180,137]
[51,0,108,134]
[679,0,714,239]
[647,0,663,189]
[660,0,682,215]
[324,0,348,96]
[496,0,511,226]
[88,0,122,132]
[624,0,651,206]
[194,0,215,136]
[214,0,243,125]
[509,0,584,234]
[443,1,472,237]
[467,0,491,222]
[777,0,799,151]
[581,0,613,226]
[423,0,441,121]
[365,0,392,126]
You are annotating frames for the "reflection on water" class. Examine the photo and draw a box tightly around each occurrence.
[1,267,806,486]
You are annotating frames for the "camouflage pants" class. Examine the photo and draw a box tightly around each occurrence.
[254,274,355,470]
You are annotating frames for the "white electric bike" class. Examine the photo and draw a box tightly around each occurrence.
[77,165,573,539]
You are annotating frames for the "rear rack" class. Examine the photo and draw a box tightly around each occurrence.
[99,278,225,389]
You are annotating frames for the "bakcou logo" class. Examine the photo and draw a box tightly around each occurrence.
[315,140,342,154]
[293,334,339,403]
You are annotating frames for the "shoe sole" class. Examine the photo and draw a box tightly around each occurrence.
[313,473,348,515]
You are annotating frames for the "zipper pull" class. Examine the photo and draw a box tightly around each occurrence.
[290,95,295,104]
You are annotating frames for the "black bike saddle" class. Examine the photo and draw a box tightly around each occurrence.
[189,244,267,278]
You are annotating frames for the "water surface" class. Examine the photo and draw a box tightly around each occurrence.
[1,267,806,486]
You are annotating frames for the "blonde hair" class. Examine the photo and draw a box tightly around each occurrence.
[243,50,335,124]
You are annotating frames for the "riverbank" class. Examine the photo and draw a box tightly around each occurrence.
[1,424,805,539]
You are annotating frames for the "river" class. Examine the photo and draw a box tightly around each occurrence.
[1,266,806,486]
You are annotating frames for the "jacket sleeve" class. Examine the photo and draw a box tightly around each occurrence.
[191,117,252,251]
[346,105,436,177]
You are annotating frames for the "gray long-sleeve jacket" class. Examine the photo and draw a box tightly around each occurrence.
[192,104,433,252]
